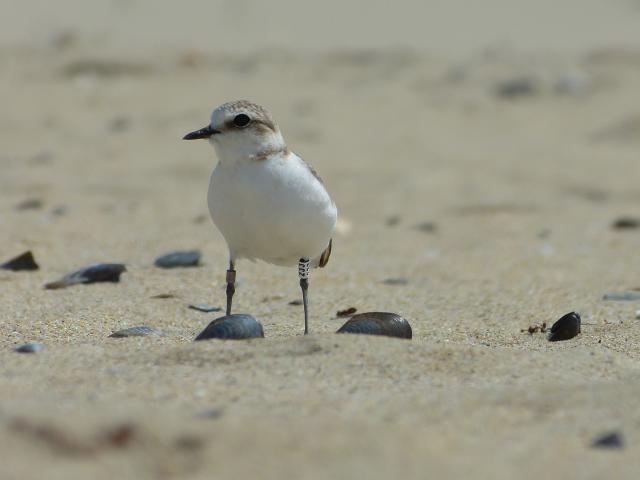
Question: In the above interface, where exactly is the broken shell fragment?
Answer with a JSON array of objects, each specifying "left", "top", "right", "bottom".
[
  {"left": 1, "top": 251, "right": 39, "bottom": 271},
  {"left": 188, "top": 304, "right": 222, "bottom": 313},
  {"left": 15, "top": 343, "right": 44, "bottom": 353},
  {"left": 591, "top": 431, "right": 625, "bottom": 449},
  {"left": 603, "top": 292, "right": 640, "bottom": 301},
  {"left": 109, "top": 326, "right": 162, "bottom": 338},
  {"left": 44, "top": 263, "right": 126, "bottom": 289}
]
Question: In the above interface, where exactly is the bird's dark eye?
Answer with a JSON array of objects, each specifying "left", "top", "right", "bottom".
[{"left": 233, "top": 113, "right": 251, "bottom": 128}]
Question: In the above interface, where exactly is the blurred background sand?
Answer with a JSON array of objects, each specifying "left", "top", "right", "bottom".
[{"left": 1, "top": 1, "right": 640, "bottom": 478}]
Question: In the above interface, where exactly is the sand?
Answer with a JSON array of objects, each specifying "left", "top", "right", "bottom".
[{"left": 1, "top": 1, "right": 640, "bottom": 478}]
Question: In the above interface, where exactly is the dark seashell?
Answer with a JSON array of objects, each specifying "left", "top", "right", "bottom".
[
  {"left": 109, "top": 326, "right": 162, "bottom": 338},
  {"left": 154, "top": 250, "right": 201, "bottom": 268},
  {"left": 602, "top": 292, "right": 640, "bottom": 302},
  {"left": 1, "top": 251, "right": 39, "bottom": 271},
  {"left": 150, "top": 293, "right": 176, "bottom": 299},
  {"left": 15, "top": 343, "right": 44, "bottom": 353},
  {"left": 15, "top": 198, "right": 43, "bottom": 210},
  {"left": 188, "top": 304, "right": 222, "bottom": 313},
  {"left": 591, "top": 431, "right": 624, "bottom": 449},
  {"left": 44, "top": 263, "right": 126, "bottom": 289},
  {"left": 194, "top": 314, "right": 264, "bottom": 341},
  {"left": 612, "top": 217, "right": 640, "bottom": 230},
  {"left": 495, "top": 76, "right": 538, "bottom": 98},
  {"left": 414, "top": 222, "right": 437, "bottom": 233},
  {"left": 336, "top": 307, "right": 357, "bottom": 318},
  {"left": 548, "top": 312, "right": 581, "bottom": 342},
  {"left": 337, "top": 312, "right": 412, "bottom": 339},
  {"left": 382, "top": 277, "right": 409, "bottom": 286}
]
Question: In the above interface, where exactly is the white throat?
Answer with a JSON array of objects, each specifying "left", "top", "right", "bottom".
[{"left": 210, "top": 129, "right": 287, "bottom": 164}]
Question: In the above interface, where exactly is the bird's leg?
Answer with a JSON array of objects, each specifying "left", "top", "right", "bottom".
[
  {"left": 226, "top": 260, "right": 236, "bottom": 316},
  {"left": 298, "top": 258, "right": 310, "bottom": 335}
]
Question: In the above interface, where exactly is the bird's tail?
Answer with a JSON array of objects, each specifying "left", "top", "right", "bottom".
[{"left": 317, "top": 238, "right": 332, "bottom": 268}]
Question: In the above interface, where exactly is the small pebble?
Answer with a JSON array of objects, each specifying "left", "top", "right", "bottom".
[
  {"left": 195, "top": 408, "right": 223, "bottom": 420},
  {"left": 1, "top": 251, "right": 39, "bottom": 271},
  {"left": 603, "top": 292, "right": 640, "bottom": 302},
  {"left": 521, "top": 322, "right": 547, "bottom": 334},
  {"left": 336, "top": 307, "right": 357, "bottom": 318},
  {"left": 495, "top": 76, "right": 539, "bottom": 99},
  {"left": 195, "top": 314, "right": 264, "bottom": 341},
  {"left": 154, "top": 250, "right": 201, "bottom": 269},
  {"left": 15, "top": 198, "right": 43, "bottom": 210},
  {"left": 382, "top": 277, "right": 409, "bottom": 286},
  {"left": 104, "top": 423, "right": 136, "bottom": 448},
  {"left": 288, "top": 299, "right": 303, "bottom": 306},
  {"left": 612, "top": 217, "right": 640, "bottom": 230},
  {"left": 150, "top": 293, "right": 176, "bottom": 299},
  {"left": 414, "top": 222, "right": 437, "bottom": 233},
  {"left": 108, "top": 116, "right": 131, "bottom": 133},
  {"left": 385, "top": 215, "right": 401, "bottom": 227},
  {"left": 262, "top": 295, "right": 284, "bottom": 302},
  {"left": 44, "top": 263, "right": 126, "bottom": 289},
  {"left": 337, "top": 312, "right": 412, "bottom": 339},
  {"left": 548, "top": 312, "right": 581, "bottom": 342},
  {"left": 636, "top": 310, "right": 640, "bottom": 320},
  {"left": 591, "top": 431, "right": 624, "bottom": 449},
  {"left": 50, "top": 205, "right": 68, "bottom": 216},
  {"left": 554, "top": 71, "right": 590, "bottom": 96},
  {"left": 192, "top": 214, "right": 208, "bottom": 224},
  {"left": 188, "top": 304, "right": 222, "bottom": 313},
  {"left": 15, "top": 343, "right": 44, "bottom": 354},
  {"left": 109, "top": 326, "right": 162, "bottom": 338}
]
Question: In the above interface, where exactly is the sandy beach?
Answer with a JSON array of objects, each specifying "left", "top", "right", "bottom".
[{"left": 1, "top": 1, "right": 640, "bottom": 478}]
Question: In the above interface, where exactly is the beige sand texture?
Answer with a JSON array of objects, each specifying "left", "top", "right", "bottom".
[{"left": 2, "top": 1, "right": 640, "bottom": 478}]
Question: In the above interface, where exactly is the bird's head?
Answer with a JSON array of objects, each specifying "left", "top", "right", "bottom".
[{"left": 184, "top": 100, "right": 286, "bottom": 162}]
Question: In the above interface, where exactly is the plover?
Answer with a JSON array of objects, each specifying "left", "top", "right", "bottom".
[{"left": 184, "top": 100, "right": 337, "bottom": 334}]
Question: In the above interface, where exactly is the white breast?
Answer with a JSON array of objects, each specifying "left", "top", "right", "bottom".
[{"left": 208, "top": 151, "right": 337, "bottom": 266}]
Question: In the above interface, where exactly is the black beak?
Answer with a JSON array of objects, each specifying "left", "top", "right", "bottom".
[{"left": 183, "top": 125, "right": 219, "bottom": 140}]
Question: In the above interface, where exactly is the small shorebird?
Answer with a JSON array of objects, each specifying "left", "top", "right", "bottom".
[{"left": 184, "top": 100, "right": 337, "bottom": 334}]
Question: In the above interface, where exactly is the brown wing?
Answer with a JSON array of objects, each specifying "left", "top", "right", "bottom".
[{"left": 318, "top": 238, "right": 332, "bottom": 268}]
